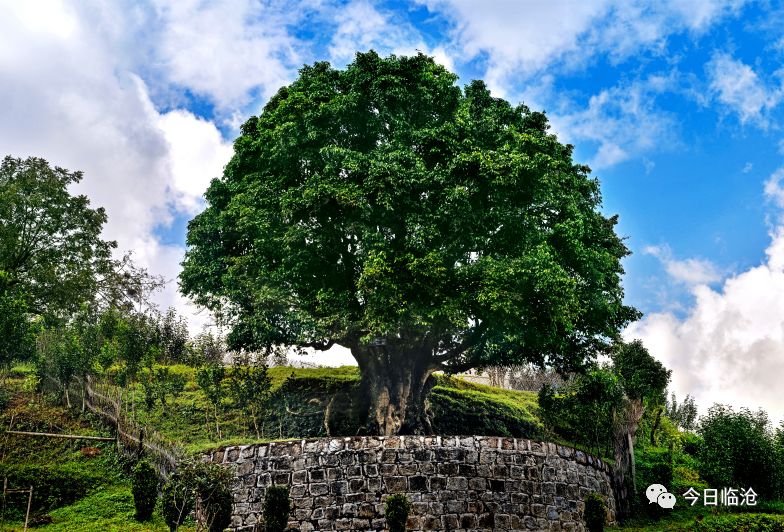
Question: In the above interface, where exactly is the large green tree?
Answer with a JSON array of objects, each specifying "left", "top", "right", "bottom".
[
  {"left": 181, "top": 52, "right": 640, "bottom": 435},
  {"left": 0, "top": 156, "right": 116, "bottom": 322}
]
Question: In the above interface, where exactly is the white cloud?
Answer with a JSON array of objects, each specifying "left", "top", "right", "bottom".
[
  {"left": 706, "top": 52, "right": 782, "bottom": 126},
  {"left": 764, "top": 167, "right": 784, "bottom": 209},
  {"left": 549, "top": 75, "right": 678, "bottom": 169},
  {"left": 148, "top": 0, "right": 300, "bottom": 112},
  {"left": 628, "top": 171, "right": 784, "bottom": 424},
  {"left": 644, "top": 245, "right": 723, "bottom": 286},
  {"left": 419, "top": 0, "right": 746, "bottom": 95},
  {"left": 157, "top": 109, "right": 234, "bottom": 213},
  {"left": 327, "top": 0, "right": 455, "bottom": 74},
  {"left": 0, "top": 0, "right": 232, "bottom": 333},
  {"left": 743, "top": 162, "right": 753, "bottom": 174}
]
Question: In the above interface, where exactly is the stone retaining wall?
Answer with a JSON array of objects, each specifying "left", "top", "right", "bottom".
[{"left": 207, "top": 436, "right": 615, "bottom": 531}]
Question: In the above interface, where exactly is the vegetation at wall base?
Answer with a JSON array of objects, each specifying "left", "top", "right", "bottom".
[
  {"left": 385, "top": 493, "right": 411, "bottom": 532},
  {"left": 584, "top": 492, "right": 606, "bottom": 532},
  {"left": 262, "top": 485, "right": 291, "bottom": 532}
]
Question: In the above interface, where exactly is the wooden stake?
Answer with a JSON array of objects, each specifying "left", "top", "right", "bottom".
[{"left": 23, "top": 486, "right": 32, "bottom": 532}]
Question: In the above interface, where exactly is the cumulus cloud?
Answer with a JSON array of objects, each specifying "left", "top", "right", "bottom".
[
  {"left": 706, "top": 52, "right": 782, "bottom": 126},
  {"left": 147, "top": 0, "right": 300, "bottom": 112},
  {"left": 0, "top": 0, "right": 232, "bottom": 333},
  {"left": 628, "top": 170, "right": 784, "bottom": 424},
  {"left": 644, "top": 245, "right": 723, "bottom": 286},
  {"left": 419, "top": 0, "right": 746, "bottom": 94},
  {"left": 327, "top": 0, "right": 455, "bottom": 73},
  {"left": 549, "top": 75, "right": 678, "bottom": 168}
]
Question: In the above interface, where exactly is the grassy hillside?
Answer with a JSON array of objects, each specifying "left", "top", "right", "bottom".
[
  {"left": 108, "top": 365, "right": 541, "bottom": 453},
  {"left": 6, "top": 364, "right": 784, "bottom": 531},
  {"left": 0, "top": 365, "right": 192, "bottom": 531}
]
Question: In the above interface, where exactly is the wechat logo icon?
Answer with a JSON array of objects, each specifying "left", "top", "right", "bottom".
[{"left": 646, "top": 484, "right": 676, "bottom": 509}]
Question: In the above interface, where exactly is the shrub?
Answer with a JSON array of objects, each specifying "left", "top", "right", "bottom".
[
  {"left": 162, "top": 472, "right": 195, "bottom": 532},
  {"left": 698, "top": 405, "right": 778, "bottom": 499},
  {"left": 0, "top": 463, "right": 99, "bottom": 514},
  {"left": 583, "top": 493, "right": 606, "bottom": 532},
  {"left": 164, "top": 459, "right": 232, "bottom": 531},
  {"left": 263, "top": 485, "right": 290, "bottom": 532},
  {"left": 385, "top": 494, "right": 411, "bottom": 532},
  {"left": 132, "top": 459, "right": 159, "bottom": 521}
]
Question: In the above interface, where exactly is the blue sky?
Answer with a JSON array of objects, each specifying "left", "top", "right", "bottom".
[{"left": 3, "top": 0, "right": 784, "bottom": 419}]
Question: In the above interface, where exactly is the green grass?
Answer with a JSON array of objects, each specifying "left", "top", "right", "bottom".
[
  {"left": 0, "top": 369, "right": 193, "bottom": 531},
  {"left": 105, "top": 365, "right": 542, "bottom": 453}
]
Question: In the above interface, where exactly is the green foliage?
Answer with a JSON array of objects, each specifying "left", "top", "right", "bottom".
[
  {"left": 229, "top": 362, "right": 272, "bottom": 438},
  {"left": 0, "top": 462, "right": 101, "bottom": 514},
  {"left": 180, "top": 51, "right": 638, "bottom": 394},
  {"left": 0, "top": 155, "right": 116, "bottom": 323},
  {"left": 698, "top": 405, "right": 778, "bottom": 499},
  {"left": 584, "top": 492, "right": 606, "bottom": 532},
  {"left": 162, "top": 471, "right": 196, "bottom": 531},
  {"left": 262, "top": 485, "right": 290, "bottom": 532},
  {"left": 429, "top": 381, "right": 540, "bottom": 437},
  {"left": 385, "top": 494, "right": 411, "bottom": 532},
  {"left": 131, "top": 459, "right": 159, "bottom": 521},
  {"left": 666, "top": 392, "right": 698, "bottom": 431},
  {"left": 613, "top": 340, "right": 671, "bottom": 404},
  {"left": 692, "top": 513, "right": 784, "bottom": 531},
  {"left": 167, "top": 460, "right": 232, "bottom": 532},
  {"left": 0, "top": 273, "right": 38, "bottom": 369},
  {"left": 142, "top": 367, "right": 187, "bottom": 412},
  {"left": 539, "top": 369, "right": 622, "bottom": 457}
]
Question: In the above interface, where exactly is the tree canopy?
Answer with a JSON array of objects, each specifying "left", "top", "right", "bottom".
[
  {"left": 0, "top": 156, "right": 116, "bottom": 322},
  {"left": 181, "top": 51, "right": 640, "bottom": 434}
]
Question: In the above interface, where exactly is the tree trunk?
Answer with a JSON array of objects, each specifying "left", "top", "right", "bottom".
[
  {"left": 650, "top": 406, "right": 662, "bottom": 446},
  {"left": 353, "top": 345, "right": 438, "bottom": 436},
  {"left": 613, "top": 398, "right": 645, "bottom": 521}
]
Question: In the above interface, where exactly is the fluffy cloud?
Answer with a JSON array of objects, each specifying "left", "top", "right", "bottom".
[
  {"left": 0, "top": 0, "right": 232, "bottom": 333},
  {"left": 549, "top": 75, "right": 678, "bottom": 168},
  {"left": 147, "top": 0, "right": 300, "bottom": 112},
  {"left": 627, "top": 169, "right": 784, "bottom": 424},
  {"left": 706, "top": 52, "right": 782, "bottom": 126},
  {"left": 419, "top": 0, "right": 746, "bottom": 94},
  {"left": 327, "top": 0, "right": 454, "bottom": 73},
  {"left": 644, "top": 245, "right": 723, "bottom": 286}
]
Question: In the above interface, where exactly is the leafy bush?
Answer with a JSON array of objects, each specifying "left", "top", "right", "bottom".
[
  {"left": 131, "top": 459, "right": 159, "bottom": 521},
  {"left": 538, "top": 369, "right": 623, "bottom": 457},
  {"left": 698, "top": 405, "right": 778, "bottom": 499},
  {"left": 162, "top": 471, "right": 195, "bottom": 532},
  {"left": 583, "top": 492, "right": 606, "bottom": 532},
  {"left": 0, "top": 463, "right": 100, "bottom": 514},
  {"left": 172, "top": 460, "right": 232, "bottom": 532},
  {"left": 385, "top": 494, "right": 411, "bottom": 532},
  {"left": 197, "top": 464, "right": 232, "bottom": 532},
  {"left": 263, "top": 485, "right": 290, "bottom": 532}
]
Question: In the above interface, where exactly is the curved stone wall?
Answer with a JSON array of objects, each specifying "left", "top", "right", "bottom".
[{"left": 207, "top": 435, "right": 615, "bottom": 531}]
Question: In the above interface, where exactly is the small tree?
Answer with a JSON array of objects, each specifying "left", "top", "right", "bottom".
[
  {"left": 611, "top": 340, "right": 670, "bottom": 519},
  {"left": 263, "top": 485, "right": 290, "bottom": 532},
  {"left": 385, "top": 494, "right": 411, "bottom": 532},
  {"left": 197, "top": 364, "right": 226, "bottom": 439},
  {"left": 164, "top": 460, "right": 233, "bottom": 532},
  {"left": 132, "top": 459, "right": 159, "bottom": 521},
  {"left": 229, "top": 362, "right": 272, "bottom": 438},
  {"left": 162, "top": 471, "right": 196, "bottom": 532},
  {"left": 666, "top": 392, "right": 698, "bottom": 431}
]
